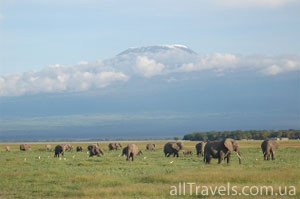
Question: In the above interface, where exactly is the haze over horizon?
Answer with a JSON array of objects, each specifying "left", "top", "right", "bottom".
[{"left": 0, "top": 0, "right": 299, "bottom": 140}]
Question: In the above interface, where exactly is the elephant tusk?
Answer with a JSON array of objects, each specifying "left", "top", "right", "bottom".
[{"left": 236, "top": 152, "right": 242, "bottom": 159}]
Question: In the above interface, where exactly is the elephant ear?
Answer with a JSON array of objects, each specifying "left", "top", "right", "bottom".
[
  {"left": 224, "top": 139, "right": 234, "bottom": 152},
  {"left": 153, "top": 144, "right": 156, "bottom": 148}
]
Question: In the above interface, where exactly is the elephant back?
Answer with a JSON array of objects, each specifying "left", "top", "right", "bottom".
[
  {"left": 261, "top": 140, "right": 279, "bottom": 151},
  {"left": 127, "top": 144, "right": 139, "bottom": 154}
]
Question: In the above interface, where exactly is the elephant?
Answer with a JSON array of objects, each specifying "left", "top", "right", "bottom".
[
  {"left": 146, "top": 143, "right": 156, "bottom": 151},
  {"left": 54, "top": 145, "right": 65, "bottom": 157},
  {"left": 183, "top": 150, "right": 193, "bottom": 156},
  {"left": 5, "top": 146, "right": 10, "bottom": 152},
  {"left": 76, "top": 146, "right": 83, "bottom": 152},
  {"left": 121, "top": 144, "right": 142, "bottom": 161},
  {"left": 45, "top": 144, "right": 52, "bottom": 151},
  {"left": 64, "top": 144, "right": 73, "bottom": 151},
  {"left": 195, "top": 142, "right": 206, "bottom": 157},
  {"left": 164, "top": 142, "right": 184, "bottom": 157},
  {"left": 117, "top": 143, "right": 123, "bottom": 149},
  {"left": 261, "top": 140, "right": 279, "bottom": 160},
  {"left": 204, "top": 138, "right": 242, "bottom": 164},
  {"left": 20, "top": 144, "right": 31, "bottom": 151},
  {"left": 88, "top": 144, "right": 104, "bottom": 157},
  {"left": 108, "top": 143, "right": 122, "bottom": 150}
]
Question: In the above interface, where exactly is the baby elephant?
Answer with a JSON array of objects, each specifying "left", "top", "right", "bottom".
[{"left": 183, "top": 150, "right": 193, "bottom": 156}]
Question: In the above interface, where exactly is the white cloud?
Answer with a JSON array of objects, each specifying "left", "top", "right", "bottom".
[
  {"left": 262, "top": 64, "right": 283, "bottom": 75},
  {"left": 135, "top": 56, "right": 165, "bottom": 77},
  {"left": 260, "top": 58, "right": 300, "bottom": 75},
  {"left": 0, "top": 62, "right": 129, "bottom": 97},
  {"left": 176, "top": 53, "right": 238, "bottom": 73},
  {"left": 212, "top": 0, "right": 297, "bottom": 7}
]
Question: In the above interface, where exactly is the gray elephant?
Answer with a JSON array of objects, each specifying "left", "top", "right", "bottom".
[
  {"left": 164, "top": 142, "right": 184, "bottom": 157},
  {"left": 204, "top": 138, "right": 242, "bottom": 164},
  {"left": 76, "top": 146, "right": 83, "bottom": 152},
  {"left": 261, "top": 140, "right": 279, "bottom": 160},
  {"left": 88, "top": 144, "right": 104, "bottom": 157},
  {"left": 121, "top": 144, "right": 142, "bottom": 161},
  {"left": 54, "top": 145, "right": 65, "bottom": 157},
  {"left": 183, "top": 150, "right": 193, "bottom": 156},
  {"left": 45, "top": 144, "right": 52, "bottom": 151},
  {"left": 195, "top": 142, "right": 206, "bottom": 157},
  {"left": 146, "top": 143, "right": 156, "bottom": 151},
  {"left": 20, "top": 144, "right": 31, "bottom": 151}
]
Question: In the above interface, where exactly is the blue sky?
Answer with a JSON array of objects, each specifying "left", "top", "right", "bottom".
[
  {"left": 1, "top": 0, "right": 300, "bottom": 74},
  {"left": 0, "top": 0, "right": 299, "bottom": 140}
]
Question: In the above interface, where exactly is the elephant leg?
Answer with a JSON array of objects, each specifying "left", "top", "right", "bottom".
[
  {"left": 271, "top": 151, "right": 275, "bottom": 160},
  {"left": 126, "top": 154, "right": 130, "bottom": 161},
  {"left": 205, "top": 154, "right": 210, "bottom": 164},
  {"left": 207, "top": 156, "right": 211, "bottom": 164},
  {"left": 132, "top": 154, "right": 134, "bottom": 161},
  {"left": 218, "top": 158, "right": 222, "bottom": 164},
  {"left": 218, "top": 151, "right": 224, "bottom": 164},
  {"left": 226, "top": 153, "right": 231, "bottom": 164},
  {"left": 267, "top": 153, "right": 270, "bottom": 160}
]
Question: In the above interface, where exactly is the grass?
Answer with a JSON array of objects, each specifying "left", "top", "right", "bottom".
[{"left": 0, "top": 140, "right": 299, "bottom": 199}]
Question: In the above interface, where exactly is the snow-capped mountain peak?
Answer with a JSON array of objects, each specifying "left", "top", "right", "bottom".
[{"left": 117, "top": 44, "right": 196, "bottom": 56}]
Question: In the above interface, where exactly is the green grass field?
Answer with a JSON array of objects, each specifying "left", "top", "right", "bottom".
[{"left": 0, "top": 140, "right": 299, "bottom": 199}]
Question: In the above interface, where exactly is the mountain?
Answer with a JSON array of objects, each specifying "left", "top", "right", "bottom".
[
  {"left": 117, "top": 44, "right": 196, "bottom": 56},
  {"left": 0, "top": 44, "right": 299, "bottom": 141}
]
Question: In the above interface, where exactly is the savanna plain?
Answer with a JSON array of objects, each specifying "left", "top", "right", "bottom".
[{"left": 0, "top": 140, "right": 299, "bottom": 199}]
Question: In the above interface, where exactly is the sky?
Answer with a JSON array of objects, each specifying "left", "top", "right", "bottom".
[
  {"left": 1, "top": 0, "right": 300, "bottom": 74},
  {"left": 0, "top": 0, "right": 299, "bottom": 140}
]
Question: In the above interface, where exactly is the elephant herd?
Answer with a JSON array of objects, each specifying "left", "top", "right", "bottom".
[
  {"left": 195, "top": 139, "right": 279, "bottom": 164},
  {"left": 3, "top": 139, "right": 279, "bottom": 163}
]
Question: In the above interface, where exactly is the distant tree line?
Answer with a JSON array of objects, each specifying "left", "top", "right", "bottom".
[{"left": 183, "top": 129, "right": 300, "bottom": 141}]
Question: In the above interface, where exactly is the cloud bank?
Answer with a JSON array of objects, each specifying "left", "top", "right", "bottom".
[
  {"left": 0, "top": 45, "right": 299, "bottom": 97},
  {"left": 0, "top": 62, "right": 129, "bottom": 96}
]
